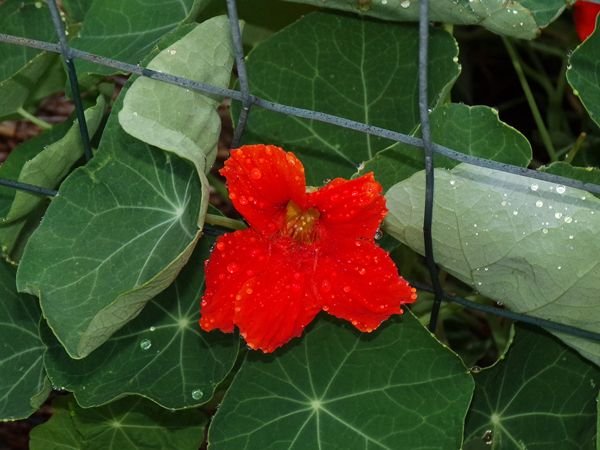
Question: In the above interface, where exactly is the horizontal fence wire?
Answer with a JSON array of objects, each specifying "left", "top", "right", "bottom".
[{"left": 0, "top": 1, "right": 599, "bottom": 344}]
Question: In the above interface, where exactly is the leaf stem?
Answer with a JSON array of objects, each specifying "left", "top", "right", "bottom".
[
  {"left": 17, "top": 107, "right": 52, "bottom": 130},
  {"left": 502, "top": 37, "right": 558, "bottom": 162},
  {"left": 204, "top": 214, "right": 246, "bottom": 231}
]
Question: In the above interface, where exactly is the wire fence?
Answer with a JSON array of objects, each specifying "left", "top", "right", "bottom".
[{"left": 0, "top": 0, "right": 599, "bottom": 343}]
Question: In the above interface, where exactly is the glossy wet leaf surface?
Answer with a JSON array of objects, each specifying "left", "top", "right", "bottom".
[
  {"left": 284, "top": 0, "right": 565, "bottom": 39},
  {"left": 362, "top": 104, "right": 531, "bottom": 191},
  {"left": 464, "top": 325, "right": 598, "bottom": 450},
  {"left": 385, "top": 163, "right": 600, "bottom": 364},
  {"left": 119, "top": 16, "right": 236, "bottom": 177},
  {"left": 208, "top": 313, "right": 473, "bottom": 450},
  {"left": 43, "top": 237, "right": 239, "bottom": 409},
  {"left": 235, "top": 11, "right": 459, "bottom": 185},
  {"left": 16, "top": 92, "right": 204, "bottom": 359}
]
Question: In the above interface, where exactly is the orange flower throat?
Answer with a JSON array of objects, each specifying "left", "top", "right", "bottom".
[{"left": 284, "top": 201, "right": 320, "bottom": 244}]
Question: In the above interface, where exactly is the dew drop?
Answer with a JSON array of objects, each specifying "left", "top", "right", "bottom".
[
  {"left": 512, "top": 210, "right": 518, "bottom": 216},
  {"left": 343, "top": 286, "right": 351, "bottom": 293},
  {"left": 569, "top": 235, "right": 574, "bottom": 240},
  {"left": 149, "top": 326, "right": 156, "bottom": 332},
  {"left": 554, "top": 212, "right": 563, "bottom": 219},
  {"left": 564, "top": 216, "right": 573, "bottom": 224},
  {"left": 140, "top": 339, "right": 152, "bottom": 351},
  {"left": 482, "top": 430, "right": 493, "bottom": 445},
  {"left": 358, "top": 267, "right": 366, "bottom": 275},
  {"left": 449, "top": 180, "right": 456, "bottom": 186},
  {"left": 556, "top": 185, "right": 566, "bottom": 194},
  {"left": 321, "top": 280, "right": 332, "bottom": 293},
  {"left": 169, "top": 48, "right": 177, "bottom": 55},
  {"left": 542, "top": 228, "right": 548, "bottom": 234},
  {"left": 557, "top": 266, "right": 562, "bottom": 270},
  {"left": 530, "top": 183, "right": 539, "bottom": 191},
  {"left": 34, "top": 1, "right": 42, "bottom": 7},
  {"left": 374, "top": 229, "right": 383, "bottom": 240},
  {"left": 400, "top": 0, "right": 410, "bottom": 7},
  {"left": 226, "top": 263, "right": 239, "bottom": 274},
  {"left": 535, "top": 200, "right": 543, "bottom": 208},
  {"left": 501, "top": 200, "right": 507, "bottom": 206},
  {"left": 250, "top": 168, "right": 262, "bottom": 180},
  {"left": 470, "top": 365, "right": 482, "bottom": 374},
  {"left": 323, "top": 305, "right": 330, "bottom": 311},
  {"left": 191, "top": 389, "right": 203, "bottom": 400}
]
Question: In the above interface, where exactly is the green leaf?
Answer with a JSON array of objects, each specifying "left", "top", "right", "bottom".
[
  {"left": 30, "top": 395, "right": 206, "bottom": 450},
  {"left": 16, "top": 91, "right": 205, "bottom": 359},
  {"left": 284, "top": 0, "right": 566, "bottom": 39},
  {"left": 70, "top": 0, "right": 207, "bottom": 77},
  {"left": 0, "top": 1, "right": 62, "bottom": 119},
  {"left": 208, "top": 313, "right": 474, "bottom": 449},
  {"left": 235, "top": 12, "right": 460, "bottom": 185},
  {"left": 119, "top": 16, "right": 237, "bottom": 177},
  {"left": 464, "top": 325, "right": 599, "bottom": 450},
  {"left": 541, "top": 162, "right": 600, "bottom": 199},
  {"left": 62, "top": 0, "right": 94, "bottom": 24},
  {"left": 567, "top": 16, "right": 600, "bottom": 128},
  {"left": 385, "top": 164, "right": 600, "bottom": 365},
  {"left": 362, "top": 104, "right": 532, "bottom": 191},
  {"left": 0, "top": 260, "right": 50, "bottom": 421},
  {"left": 42, "top": 236, "right": 239, "bottom": 409},
  {"left": 4, "top": 96, "right": 106, "bottom": 226}
]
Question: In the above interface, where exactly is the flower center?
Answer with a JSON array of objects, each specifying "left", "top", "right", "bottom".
[{"left": 284, "top": 201, "right": 320, "bottom": 244}]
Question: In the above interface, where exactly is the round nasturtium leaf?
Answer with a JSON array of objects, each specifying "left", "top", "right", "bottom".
[
  {"left": 464, "top": 325, "right": 599, "bottom": 450},
  {"left": 235, "top": 11, "right": 460, "bottom": 185},
  {"left": 42, "top": 237, "right": 239, "bottom": 410},
  {"left": 208, "top": 313, "right": 474, "bottom": 449},
  {"left": 0, "top": 260, "right": 50, "bottom": 421},
  {"left": 385, "top": 164, "right": 600, "bottom": 365}
]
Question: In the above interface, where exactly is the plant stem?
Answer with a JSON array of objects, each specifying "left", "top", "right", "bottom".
[
  {"left": 207, "top": 173, "right": 229, "bottom": 201},
  {"left": 17, "top": 107, "right": 52, "bottom": 130},
  {"left": 565, "top": 132, "right": 587, "bottom": 164},
  {"left": 204, "top": 213, "right": 246, "bottom": 231},
  {"left": 502, "top": 37, "right": 558, "bottom": 162}
]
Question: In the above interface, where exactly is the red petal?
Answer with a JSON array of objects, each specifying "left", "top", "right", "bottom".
[
  {"left": 199, "top": 229, "right": 269, "bottom": 333},
  {"left": 234, "top": 242, "right": 321, "bottom": 353},
  {"left": 313, "top": 240, "right": 416, "bottom": 332},
  {"left": 309, "top": 172, "right": 386, "bottom": 242},
  {"left": 574, "top": 1, "right": 600, "bottom": 41},
  {"left": 220, "top": 145, "right": 307, "bottom": 234}
]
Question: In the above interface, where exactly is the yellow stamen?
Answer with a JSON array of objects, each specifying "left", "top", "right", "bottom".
[{"left": 284, "top": 201, "right": 320, "bottom": 244}]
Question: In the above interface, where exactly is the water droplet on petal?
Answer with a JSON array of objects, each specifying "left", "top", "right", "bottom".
[
  {"left": 250, "top": 168, "right": 262, "bottom": 180},
  {"left": 227, "top": 263, "right": 239, "bottom": 273},
  {"left": 140, "top": 339, "right": 152, "bottom": 350},
  {"left": 343, "top": 286, "right": 351, "bottom": 293}
]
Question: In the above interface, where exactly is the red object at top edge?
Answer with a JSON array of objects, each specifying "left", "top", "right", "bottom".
[{"left": 574, "top": 0, "right": 600, "bottom": 41}]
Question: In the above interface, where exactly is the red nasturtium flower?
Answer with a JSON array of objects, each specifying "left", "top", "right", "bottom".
[
  {"left": 573, "top": 0, "right": 600, "bottom": 41},
  {"left": 199, "top": 145, "right": 416, "bottom": 353}
]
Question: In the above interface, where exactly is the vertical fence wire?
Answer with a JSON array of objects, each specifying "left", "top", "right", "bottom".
[
  {"left": 226, "top": 0, "right": 253, "bottom": 148},
  {"left": 417, "top": 0, "right": 445, "bottom": 333},
  {"left": 46, "top": 0, "right": 93, "bottom": 162}
]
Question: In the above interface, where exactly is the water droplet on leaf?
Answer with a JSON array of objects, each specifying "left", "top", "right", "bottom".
[
  {"left": 140, "top": 339, "right": 152, "bottom": 351},
  {"left": 191, "top": 389, "right": 203, "bottom": 400}
]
